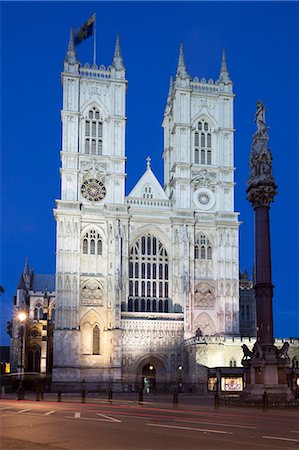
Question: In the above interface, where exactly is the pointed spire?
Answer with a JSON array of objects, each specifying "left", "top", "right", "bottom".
[
  {"left": 65, "top": 28, "right": 77, "bottom": 64},
  {"left": 176, "top": 43, "right": 190, "bottom": 80},
  {"left": 23, "top": 257, "right": 29, "bottom": 275},
  {"left": 112, "top": 33, "right": 125, "bottom": 70},
  {"left": 218, "top": 48, "right": 231, "bottom": 83},
  {"left": 17, "top": 274, "right": 26, "bottom": 290}
]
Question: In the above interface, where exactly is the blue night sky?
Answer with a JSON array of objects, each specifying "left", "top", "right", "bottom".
[{"left": 1, "top": 1, "right": 298, "bottom": 344}]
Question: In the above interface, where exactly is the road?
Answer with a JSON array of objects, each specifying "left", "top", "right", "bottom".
[{"left": 0, "top": 395, "right": 298, "bottom": 449}]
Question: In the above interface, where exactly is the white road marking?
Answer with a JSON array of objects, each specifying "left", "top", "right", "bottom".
[
  {"left": 291, "top": 430, "right": 299, "bottom": 434},
  {"left": 96, "top": 413, "right": 121, "bottom": 423},
  {"left": 174, "top": 419, "right": 256, "bottom": 430},
  {"left": 64, "top": 415, "right": 121, "bottom": 423},
  {"left": 74, "top": 412, "right": 81, "bottom": 418},
  {"left": 147, "top": 423, "right": 232, "bottom": 435},
  {"left": 17, "top": 409, "right": 31, "bottom": 414},
  {"left": 44, "top": 410, "right": 55, "bottom": 416},
  {"left": 0, "top": 408, "right": 8, "bottom": 411},
  {"left": 263, "top": 436, "right": 299, "bottom": 443}
]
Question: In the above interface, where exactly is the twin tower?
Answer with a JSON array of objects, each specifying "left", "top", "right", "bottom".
[{"left": 53, "top": 31, "right": 239, "bottom": 389}]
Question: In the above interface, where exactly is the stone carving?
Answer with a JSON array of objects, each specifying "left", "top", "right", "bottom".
[
  {"left": 255, "top": 100, "right": 267, "bottom": 135},
  {"left": 121, "top": 320, "right": 184, "bottom": 354},
  {"left": 193, "top": 170, "right": 217, "bottom": 190},
  {"left": 247, "top": 101, "right": 277, "bottom": 207},
  {"left": 194, "top": 282, "right": 215, "bottom": 307},
  {"left": 276, "top": 342, "right": 290, "bottom": 361},
  {"left": 252, "top": 342, "right": 263, "bottom": 360},
  {"left": 80, "top": 279, "right": 103, "bottom": 306},
  {"left": 241, "top": 344, "right": 253, "bottom": 360},
  {"left": 194, "top": 312, "right": 216, "bottom": 336},
  {"left": 80, "top": 159, "right": 107, "bottom": 180}
]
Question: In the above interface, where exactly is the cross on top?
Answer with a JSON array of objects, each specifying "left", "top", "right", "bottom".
[{"left": 146, "top": 156, "right": 151, "bottom": 169}]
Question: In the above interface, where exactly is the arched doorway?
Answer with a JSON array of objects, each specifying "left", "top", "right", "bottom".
[{"left": 142, "top": 364, "right": 156, "bottom": 392}]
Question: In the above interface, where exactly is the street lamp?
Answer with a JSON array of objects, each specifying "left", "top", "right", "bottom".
[
  {"left": 178, "top": 365, "right": 183, "bottom": 392},
  {"left": 18, "top": 311, "right": 27, "bottom": 381}
]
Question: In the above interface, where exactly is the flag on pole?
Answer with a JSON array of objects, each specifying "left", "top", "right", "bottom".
[{"left": 74, "top": 15, "right": 95, "bottom": 46}]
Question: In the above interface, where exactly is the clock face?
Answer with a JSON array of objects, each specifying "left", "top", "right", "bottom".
[{"left": 81, "top": 179, "right": 106, "bottom": 202}]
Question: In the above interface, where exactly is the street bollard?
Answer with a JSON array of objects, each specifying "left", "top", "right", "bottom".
[
  {"left": 57, "top": 390, "right": 62, "bottom": 402},
  {"left": 173, "top": 390, "right": 178, "bottom": 407},
  {"left": 108, "top": 388, "right": 113, "bottom": 403},
  {"left": 138, "top": 388, "right": 143, "bottom": 404},
  {"left": 17, "top": 383, "right": 25, "bottom": 401},
  {"left": 81, "top": 389, "right": 86, "bottom": 403},
  {"left": 262, "top": 391, "right": 268, "bottom": 411},
  {"left": 36, "top": 387, "right": 40, "bottom": 401},
  {"left": 0, "top": 386, "right": 3, "bottom": 398},
  {"left": 214, "top": 391, "right": 220, "bottom": 410},
  {"left": 40, "top": 387, "right": 44, "bottom": 400}
]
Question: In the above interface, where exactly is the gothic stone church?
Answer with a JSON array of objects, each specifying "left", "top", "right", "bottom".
[{"left": 11, "top": 32, "right": 245, "bottom": 391}]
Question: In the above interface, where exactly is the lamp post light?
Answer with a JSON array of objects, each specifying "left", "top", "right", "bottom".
[
  {"left": 178, "top": 365, "right": 183, "bottom": 393},
  {"left": 18, "top": 312, "right": 27, "bottom": 381}
]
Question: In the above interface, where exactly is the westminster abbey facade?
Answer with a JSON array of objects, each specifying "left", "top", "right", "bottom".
[{"left": 11, "top": 31, "right": 259, "bottom": 391}]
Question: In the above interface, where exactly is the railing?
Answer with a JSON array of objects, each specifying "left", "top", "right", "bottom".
[
  {"left": 80, "top": 65, "right": 111, "bottom": 80},
  {"left": 126, "top": 198, "right": 172, "bottom": 208}
]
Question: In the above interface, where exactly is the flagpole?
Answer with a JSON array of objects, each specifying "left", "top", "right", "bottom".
[{"left": 93, "top": 13, "right": 96, "bottom": 66}]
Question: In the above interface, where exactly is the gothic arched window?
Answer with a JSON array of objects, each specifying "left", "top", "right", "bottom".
[
  {"left": 34, "top": 304, "right": 43, "bottom": 321},
  {"left": 128, "top": 234, "right": 169, "bottom": 313},
  {"left": 84, "top": 107, "right": 103, "bottom": 155},
  {"left": 195, "top": 234, "right": 212, "bottom": 260},
  {"left": 28, "top": 345, "right": 41, "bottom": 372},
  {"left": 92, "top": 325, "right": 100, "bottom": 355},
  {"left": 82, "top": 230, "right": 103, "bottom": 255},
  {"left": 194, "top": 120, "right": 212, "bottom": 165}
]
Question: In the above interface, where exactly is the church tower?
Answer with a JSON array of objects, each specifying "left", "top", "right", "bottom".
[
  {"left": 52, "top": 30, "right": 127, "bottom": 385},
  {"left": 163, "top": 46, "right": 240, "bottom": 337}
]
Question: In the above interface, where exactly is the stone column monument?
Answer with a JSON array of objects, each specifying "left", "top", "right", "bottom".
[{"left": 242, "top": 101, "right": 292, "bottom": 401}]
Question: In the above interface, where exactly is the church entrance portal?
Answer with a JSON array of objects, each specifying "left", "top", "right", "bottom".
[{"left": 142, "top": 364, "right": 156, "bottom": 392}]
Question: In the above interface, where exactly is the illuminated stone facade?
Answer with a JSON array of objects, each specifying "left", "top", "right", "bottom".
[{"left": 49, "top": 33, "right": 241, "bottom": 389}]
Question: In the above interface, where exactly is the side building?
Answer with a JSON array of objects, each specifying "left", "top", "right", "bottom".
[
  {"left": 239, "top": 269, "right": 256, "bottom": 337},
  {"left": 9, "top": 261, "right": 55, "bottom": 377}
]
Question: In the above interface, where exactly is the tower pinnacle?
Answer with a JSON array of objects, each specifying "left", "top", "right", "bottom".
[
  {"left": 167, "top": 76, "right": 174, "bottom": 104},
  {"left": 112, "top": 33, "right": 125, "bottom": 70},
  {"left": 65, "top": 28, "right": 78, "bottom": 65},
  {"left": 176, "top": 43, "right": 190, "bottom": 80},
  {"left": 23, "top": 257, "right": 29, "bottom": 275},
  {"left": 218, "top": 48, "right": 231, "bottom": 83}
]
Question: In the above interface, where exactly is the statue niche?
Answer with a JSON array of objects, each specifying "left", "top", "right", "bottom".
[{"left": 194, "top": 282, "right": 215, "bottom": 308}]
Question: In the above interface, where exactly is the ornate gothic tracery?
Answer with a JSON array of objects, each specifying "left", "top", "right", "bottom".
[
  {"left": 127, "top": 234, "right": 169, "bottom": 312},
  {"left": 84, "top": 107, "right": 103, "bottom": 155},
  {"left": 194, "top": 120, "right": 212, "bottom": 165}
]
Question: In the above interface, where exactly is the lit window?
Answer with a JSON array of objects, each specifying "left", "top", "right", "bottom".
[
  {"left": 34, "top": 304, "right": 43, "bottom": 321},
  {"left": 92, "top": 325, "right": 100, "bottom": 355},
  {"left": 128, "top": 234, "right": 169, "bottom": 312}
]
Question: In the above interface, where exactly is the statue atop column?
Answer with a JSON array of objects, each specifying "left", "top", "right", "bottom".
[
  {"left": 247, "top": 101, "right": 277, "bottom": 208},
  {"left": 242, "top": 101, "right": 292, "bottom": 402}
]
